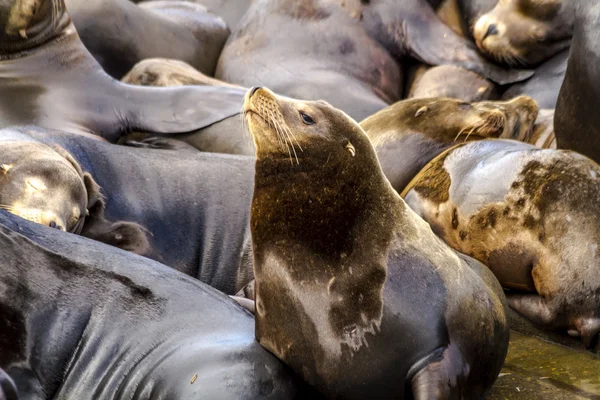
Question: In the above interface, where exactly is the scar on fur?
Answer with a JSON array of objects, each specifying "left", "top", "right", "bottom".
[{"left": 6, "top": 0, "right": 43, "bottom": 39}]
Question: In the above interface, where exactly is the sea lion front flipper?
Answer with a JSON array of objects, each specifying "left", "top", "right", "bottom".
[
  {"left": 230, "top": 296, "right": 256, "bottom": 314},
  {"left": 119, "top": 84, "right": 246, "bottom": 136},
  {"left": 363, "top": 0, "right": 533, "bottom": 85},
  {"left": 0, "top": 368, "right": 18, "bottom": 400}
]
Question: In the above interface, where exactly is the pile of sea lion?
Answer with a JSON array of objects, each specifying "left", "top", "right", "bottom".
[{"left": 0, "top": 0, "right": 597, "bottom": 399}]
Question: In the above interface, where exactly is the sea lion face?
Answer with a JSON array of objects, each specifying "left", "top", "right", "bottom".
[
  {"left": 0, "top": 142, "right": 87, "bottom": 232},
  {"left": 474, "top": 0, "right": 573, "bottom": 67},
  {"left": 244, "top": 86, "right": 373, "bottom": 166}
]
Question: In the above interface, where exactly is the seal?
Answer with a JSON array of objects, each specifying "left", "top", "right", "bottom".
[
  {"left": 402, "top": 139, "right": 600, "bottom": 350},
  {"left": 408, "top": 65, "right": 497, "bottom": 102},
  {"left": 121, "top": 58, "right": 242, "bottom": 88},
  {"left": 244, "top": 87, "right": 509, "bottom": 398},
  {"left": 217, "top": 0, "right": 532, "bottom": 121},
  {"left": 0, "top": 209, "right": 302, "bottom": 399},
  {"left": 0, "top": 131, "right": 150, "bottom": 254},
  {"left": 0, "top": 0, "right": 246, "bottom": 142},
  {"left": 501, "top": 49, "right": 568, "bottom": 109},
  {"left": 473, "top": 0, "right": 573, "bottom": 67},
  {"left": 360, "top": 96, "right": 539, "bottom": 192},
  {"left": 555, "top": 0, "right": 600, "bottom": 163},
  {"left": 0, "top": 369, "right": 18, "bottom": 400},
  {"left": 65, "top": 0, "right": 230, "bottom": 79},
  {"left": 2, "top": 126, "right": 255, "bottom": 296}
]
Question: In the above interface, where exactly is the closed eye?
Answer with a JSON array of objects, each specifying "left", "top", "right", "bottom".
[{"left": 300, "top": 111, "right": 315, "bottom": 125}]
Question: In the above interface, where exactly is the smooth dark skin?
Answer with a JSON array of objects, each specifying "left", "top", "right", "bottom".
[
  {"left": 360, "top": 96, "right": 539, "bottom": 192},
  {"left": 0, "top": 210, "right": 301, "bottom": 400},
  {"left": 0, "top": 0, "right": 245, "bottom": 142},
  {"left": 217, "top": 0, "right": 532, "bottom": 122},
  {"left": 246, "top": 88, "right": 509, "bottom": 399},
  {"left": 4, "top": 127, "right": 255, "bottom": 295},
  {"left": 65, "top": 0, "right": 230, "bottom": 79},
  {"left": 555, "top": 0, "right": 600, "bottom": 164},
  {"left": 501, "top": 49, "right": 568, "bottom": 109},
  {"left": 0, "top": 368, "right": 18, "bottom": 400}
]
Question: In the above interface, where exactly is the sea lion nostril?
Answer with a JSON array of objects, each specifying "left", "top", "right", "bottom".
[
  {"left": 483, "top": 24, "right": 499, "bottom": 40},
  {"left": 49, "top": 221, "right": 57, "bottom": 229},
  {"left": 250, "top": 86, "right": 262, "bottom": 98}
]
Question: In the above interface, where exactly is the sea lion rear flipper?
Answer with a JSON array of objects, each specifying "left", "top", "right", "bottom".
[
  {"left": 119, "top": 85, "right": 246, "bottom": 135},
  {"left": 0, "top": 368, "right": 18, "bottom": 400},
  {"left": 363, "top": 1, "right": 533, "bottom": 85}
]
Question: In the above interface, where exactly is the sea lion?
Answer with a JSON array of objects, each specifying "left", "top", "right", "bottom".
[
  {"left": 361, "top": 96, "right": 539, "bottom": 193},
  {"left": 0, "top": 210, "right": 302, "bottom": 399},
  {"left": 245, "top": 87, "right": 509, "bottom": 398},
  {"left": 473, "top": 0, "right": 573, "bottom": 67},
  {"left": 408, "top": 65, "right": 497, "bottom": 102},
  {"left": 0, "top": 0, "right": 245, "bottom": 142},
  {"left": 122, "top": 58, "right": 242, "bottom": 88},
  {"left": 456, "top": 0, "right": 497, "bottom": 35},
  {"left": 217, "top": 0, "right": 532, "bottom": 122},
  {"left": 555, "top": 0, "right": 600, "bottom": 164},
  {"left": 0, "top": 131, "right": 150, "bottom": 254},
  {"left": 401, "top": 139, "right": 600, "bottom": 350},
  {"left": 1, "top": 126, "right": 255, "bottom": 295},
  {"left": 0, "top": 369, "right": 17, "bottom": 400},
  {"left": 501, "top": 49, "right": 568, "bottom": 109},
  {"left": 65, "top": 0, "right": 230, "bottom": 79}
]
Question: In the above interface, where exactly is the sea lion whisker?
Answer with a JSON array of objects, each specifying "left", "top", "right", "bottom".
[
  {"left": 282, "top": 117, "right": 303, "bottom": 152},
  {"left": 275, "top": 113, "right": 299, "bottom": 165},
  {"left": 454, "top": 126, "right": 468, "bottom": 142},
  {"left": 268, "top": 109, "right": 293, "bottom": 161}
]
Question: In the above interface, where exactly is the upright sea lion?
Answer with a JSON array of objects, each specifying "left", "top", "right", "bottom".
[
  {"left": 473, "top": 0, "right": 573, "bottom": 67},
  {"left": 245, "top": 87, "right": 509, "bottom": 398},
  {"left": 555, "top": 0, "right": 600, "bottom": 164},
  {"left": 0, "top": 0, "right": 245, "bottom": 142},
  {"left": 0, "top": 210, "right": 302, "bottom": 399},
  {"left": 1, "top": 126, "right": 255, "bottom": 295},
  {"left": 65, "top": 0, "right": 230, "bottom": 79},
  {"left": 361, "top": 96, "right": 539, "bottom": 192},
  {"left": 0, "top": 131, "right": 150, "bottom": 254},
  {"left": 217, "top": 0, "right": 532, "bottom": 122},
  {"left": 501, "top": 49, "right": 568, "bottom": 109},
  {"left": 402, "top": 140, "right": 600, "bottom": 350}
]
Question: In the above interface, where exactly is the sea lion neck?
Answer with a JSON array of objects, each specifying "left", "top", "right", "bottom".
[{"left": 0, "top": 0, "right": 71, "bottom": 56}]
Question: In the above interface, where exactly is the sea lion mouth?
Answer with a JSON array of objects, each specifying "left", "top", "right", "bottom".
[{"left": 243, "top": 87, "right": 303, "bottom": 163}]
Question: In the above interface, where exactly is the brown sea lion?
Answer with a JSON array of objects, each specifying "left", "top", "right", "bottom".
[
  {"left": 0, "top": 132, "right": 150, "bottom": 255},
  {"left": 0, "top": 0, "right": 246, "bottom": 142},
  {"left": 217, "top": 0, "right": 532, "bottom": 122},
  {"left": 473, "top": 0, "right": 573, "bottom": 67},
  {"left": 402, "top": 139, "right": 600, "bottom": 350},
  {"left": 245, "top": 87, "right": 509, "bottom": 398},
  {"left": 361, "top": 96, "right": 539, "bottom": 192}
]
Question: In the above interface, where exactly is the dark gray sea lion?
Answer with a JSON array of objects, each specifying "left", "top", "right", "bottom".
[
  {"left": 555, "top": 0, "right": 600, "bottom": 163},
  {"left": 361, "top": 96, "right": 539, "bottom": 192},
  {"left": 0, "top": 0, "right": 245, "bottom": 142},
  {"left": 1, "top": 126, "right": 254, "bottom": 295},
  {"left": 245, "top": 87, "right": 509, "bottom": 398},
  {"left": 0, "top": 209, "right": 302, "bottom": 399},
  {"left": 401, "top": 139, "right": 600, "bottom": 350},
  {"left": 217, "top": 0, "right": 532, "bottom": 122},
  {"left": 0, "top": 131, "right": 150, "bottom": 254},
  {"left": 473, "top": 0, "right": 573, "bottom": 67},
  {"left": 65, "top": 0, "right": 230, "bottom": 79},
  {"left": 501, "top": 49, "right": 568, "bottom": 108}
]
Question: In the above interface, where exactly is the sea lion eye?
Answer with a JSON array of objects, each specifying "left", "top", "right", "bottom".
[{"left": 300, "top": 112, "right": 315, "bottom": 125}]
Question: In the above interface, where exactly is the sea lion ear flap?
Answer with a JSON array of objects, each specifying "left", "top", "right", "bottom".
[{"left": 80, "top": 173, "right": 151, "bottom": 256}]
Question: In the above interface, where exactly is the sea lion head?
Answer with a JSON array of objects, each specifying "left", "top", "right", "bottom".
[
  {"left": 362, "top": 95, "right": 539, "bottom": 145},
  {"left": 0, "top": 141, "right": 88, "bottom": 233},
  {"left": 0, "top": 139, "right": 150, "bottom": 254},
  {"left": 473, "top": 0, "right": 573, "bottom": 67},
  {"left": 244, "top": 86, "right": 379, "bottom": 172},
  {"left": 0, "top": 0, "right": 70, "bottom": 53}
]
